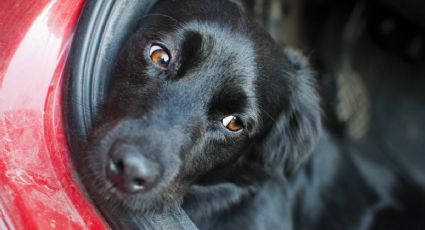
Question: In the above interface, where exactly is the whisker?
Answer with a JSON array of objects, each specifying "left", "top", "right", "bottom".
[{"left": 256, "top": 103, "right": 277, "bottom": 125}]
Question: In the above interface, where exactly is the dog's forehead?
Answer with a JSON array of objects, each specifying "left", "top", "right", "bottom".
[
  {"left": 161, "top": 21, "right": 257, "bottom": 84},
  {"left": 189, "top": 22, "right": 258, "bottom": 122},
  {"left": 165, "top": 21, "right": 256, "bottom": 77}
]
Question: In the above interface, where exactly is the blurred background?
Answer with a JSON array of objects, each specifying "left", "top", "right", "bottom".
[{"left": 244, "top": 0, "right": 425, "bottom": 184}]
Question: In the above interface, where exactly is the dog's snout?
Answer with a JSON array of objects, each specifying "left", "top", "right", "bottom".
[{"left": 106, "top": 142, "right": 161, "bottom": 193}]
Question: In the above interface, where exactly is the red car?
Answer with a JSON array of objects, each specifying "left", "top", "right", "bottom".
[{"left": 0, "top": 0, "right": 117, "bottom": 228}]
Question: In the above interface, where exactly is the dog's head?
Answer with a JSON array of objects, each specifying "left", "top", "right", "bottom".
[{"left": 83, "top": 0, "right": 321, "bottom": 213}]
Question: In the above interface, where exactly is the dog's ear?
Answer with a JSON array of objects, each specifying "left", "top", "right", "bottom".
[{"left": 259, "top": 48, "right": 322, "bottom": 175}]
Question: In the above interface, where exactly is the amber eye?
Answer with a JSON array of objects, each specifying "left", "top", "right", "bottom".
[
  {"left": 149, "top": 45, "right": 171, "bottom": 68},
  {"left": 222, "top": 115, "right": 244, "bottom": 132}
]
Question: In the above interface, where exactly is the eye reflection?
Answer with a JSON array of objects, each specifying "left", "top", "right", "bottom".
[
  {"left": 222, "top": 115, "right": 243, "bottom": 132},
  {"left": 149, "top": 44, "right": 171, "bottom": 68}
]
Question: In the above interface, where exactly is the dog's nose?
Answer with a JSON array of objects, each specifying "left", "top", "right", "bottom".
[{"left": 106, "top": 142, "right": 160, "bottom": 193}]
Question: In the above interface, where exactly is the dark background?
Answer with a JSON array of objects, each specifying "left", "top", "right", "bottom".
[{"left": 244, "top": 0, "right": 425, "bottom": 185}]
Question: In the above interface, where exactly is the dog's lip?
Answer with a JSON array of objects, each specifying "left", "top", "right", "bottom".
[
  {"left": 187, "top": 183, "right": 217, "bottom": 194},
  {"left": 105, "top": 178, "right": 161, "bottom": 196},
  {"left": 189, "top": 179, "right": 233, "bottom": 190}
]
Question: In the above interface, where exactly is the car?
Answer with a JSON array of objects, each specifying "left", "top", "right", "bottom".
[{"left": 0, "top": 0, "right": 107, "bottom": 228}]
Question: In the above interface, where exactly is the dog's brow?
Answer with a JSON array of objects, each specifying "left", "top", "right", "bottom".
[
  {"left": 175, "top": 31, "right": 205, "bottom": 79},
  {"left": 208, "top": 84, "right": 248, "bottom": 116}
]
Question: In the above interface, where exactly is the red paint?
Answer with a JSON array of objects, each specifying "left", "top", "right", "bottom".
[{"left": 0, "top": 0, "right": 108, "bottom": 229}]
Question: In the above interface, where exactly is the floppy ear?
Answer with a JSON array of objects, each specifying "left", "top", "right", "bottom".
[{"left": 260, "top": 48, "right": 322, "bottom": 175}]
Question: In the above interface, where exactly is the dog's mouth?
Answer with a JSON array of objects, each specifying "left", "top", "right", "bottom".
[
  {"left": 97, "top": 157, "right": 237, "bottom": 213},
  {"left": 95, "top": 173, "right": 186, "bottom": 213}
]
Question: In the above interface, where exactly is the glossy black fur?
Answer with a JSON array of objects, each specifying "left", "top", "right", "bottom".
[{"left": 81, "top": 0, "right": 425, "bottom": 229}]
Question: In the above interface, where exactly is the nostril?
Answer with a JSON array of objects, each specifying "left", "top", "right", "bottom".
[
  {"left": 131, "top": 178, "right": 147, "bottom": 190},
  {"left": 115, "top": 160, "right": 124, "bottom": 172},
  {"left": 108, "top": 159, "right": 124, "bottom": 175},
  {"left": 106, "top": 142, "right": 161, "bottom": 193},
  {"left": 106, "top": 157, "right": 151, "bottom": 193}
]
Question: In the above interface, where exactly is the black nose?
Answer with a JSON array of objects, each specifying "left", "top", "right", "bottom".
[{"left": 106, "top": 142, "right": 160, "bottom": 193}]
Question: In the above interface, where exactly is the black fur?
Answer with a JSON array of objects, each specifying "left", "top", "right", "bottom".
[{"left": 80, "top": 0, "right": 425, "bottom": 229}]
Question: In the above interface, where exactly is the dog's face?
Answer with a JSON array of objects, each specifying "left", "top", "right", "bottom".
[{"left": 83, "top": 0, "right": 321, "bottom": 213}]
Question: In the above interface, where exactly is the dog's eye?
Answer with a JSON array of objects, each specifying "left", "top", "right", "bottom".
[
  {"left": 222, "top": 115, "right": 243, "bottom": 132},
  {"left": 149, "top": 44, "right": 171, "bottom": 68}
]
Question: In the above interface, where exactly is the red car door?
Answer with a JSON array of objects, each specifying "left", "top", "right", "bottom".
[{"left": 0, "top": 0, "right": 107, "bottom": 229}]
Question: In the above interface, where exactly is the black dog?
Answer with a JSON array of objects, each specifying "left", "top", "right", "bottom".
[{"left": 80, "top": 0, "right": 425, "bottom": 229}]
